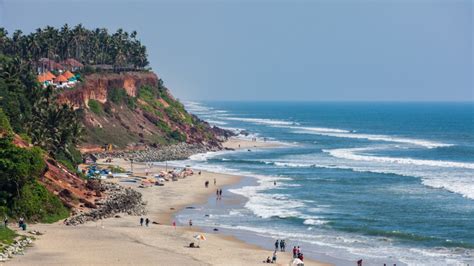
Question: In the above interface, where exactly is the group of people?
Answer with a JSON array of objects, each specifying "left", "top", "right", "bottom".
[
  {"left": 2, "top": 216, "right": 26, "bottom": 230},
  {"left": 264, "top": 240, "right": 305, "bottom": 264},
  {"left": 216, "top": 189, "right": 223, "bottom": 200},
  {"left": 264, "top": 239, "right": 290, "bottom": 264},
  {"left": 292, "top": 245, "right": 304, "bottom": 261},
  {"left": 139, "top": 217, "right": 150, "bottom": 227}
]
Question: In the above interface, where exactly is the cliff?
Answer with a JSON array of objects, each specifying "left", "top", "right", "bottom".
[
  {"left": 58, "top": 72, "right": 158, "bottom": 109},
  {"left": 58, "top": 72, "right": 231, "bottom": 151}
]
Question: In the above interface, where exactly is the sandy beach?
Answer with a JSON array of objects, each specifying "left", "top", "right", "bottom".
[{"left": 8, "top": 138, "right": 329, "bottom": 266}]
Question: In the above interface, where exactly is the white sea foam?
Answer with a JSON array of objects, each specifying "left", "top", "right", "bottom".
[
  {"left": 325, "top": 148, "right": 474, "bottom": 170},
  {"left": 303, "top": 218, "right": 328, "bottom": 225},
  {"left": 229, "top": 174, "right": 306, "bottom": 219},
  {"left": 223, "top": 117, "right": 299, "bottom": 126},
  {"left": 311, "top": 147, "right": 474, "bottom": 199},
  {"left": 293, "top": 130, "right": 452, "bottom": 149},
  {"left": 195, "top": 219, "right": 473, "bottom": 265},
  {"left": 290, "top": 126, "right": 350, "bottom": 133}
]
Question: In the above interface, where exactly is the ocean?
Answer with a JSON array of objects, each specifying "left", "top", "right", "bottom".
[{"left": 172, "top": 101, "right": 474, "bottom": 265}]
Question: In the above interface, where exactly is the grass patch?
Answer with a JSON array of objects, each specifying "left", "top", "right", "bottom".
[
  {"left": 88, "top": 100, "right": 103, "bottom": 115},
  {"left": 0, "top": 227, "right": 17, "bottom": 248}
]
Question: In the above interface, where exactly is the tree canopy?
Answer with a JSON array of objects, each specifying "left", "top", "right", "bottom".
[{"left": 0, "top": 24, "right": 149, "bottom": 68}]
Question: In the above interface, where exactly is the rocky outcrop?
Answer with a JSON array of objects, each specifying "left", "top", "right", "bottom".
[
  {"left": 94, "top": 142, "right": 223, "bottom": 162},
  {"left": 0, "top": 237, "right": 33, "bottom": 262},
  {"left": 58, "top": 72, "right": 158, "bottom": 109},
  {"left": 64, "top": 183, "right": 146, "bottom": 226}
]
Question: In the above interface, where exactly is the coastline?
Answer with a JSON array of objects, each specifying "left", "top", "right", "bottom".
[{"left": 9, "top": 138, "right": 330, "bottom": 266}]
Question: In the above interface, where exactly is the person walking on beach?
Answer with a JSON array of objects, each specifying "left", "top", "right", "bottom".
[
  {"left": 145, "top": 218, "right": 149, "bottom": 227},
  {"left": 219, "top": 189, "right": 223, "bottom": 199},
  {"left": 172, "top": 221, "right": 176, "bottom": 229},
  {"left": 216, "top": 189, "right": 220, "bottom": 200},
  {"left": 274, "top": 240, "right": 279, "bottom": 251},
  {"left": 205, "top": 181, "right": 209, "bottom": 188},
  {"left": 292, "top": 246, "right": 298, "bottom": 258},
  {"left": 280, "top": 239, "right": 285, "bottom": 251},
  {"left": 140, "top": 217, "right": 144, "bottom": 226},
  {"left": 214, "top": 178, "right": 216, "bottom": 186},
  {"left": 189, "top": 219, "right": 193, "bottom": 227}
]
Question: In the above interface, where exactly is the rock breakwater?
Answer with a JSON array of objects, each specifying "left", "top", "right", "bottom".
[{"left": 65, "top": 183, "right": 146, "bottom": 226}]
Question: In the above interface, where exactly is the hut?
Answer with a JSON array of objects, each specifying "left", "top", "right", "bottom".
[{"left": 54, "top": 74, "right": 68, "bottom": 86}]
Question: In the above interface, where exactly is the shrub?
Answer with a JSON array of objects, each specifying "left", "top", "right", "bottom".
[
  {"left": 88, "top": 100, "right": 103, "bottom": 115},
  {"left": 169, "top": 129, "right": 187, "bottom": 142},
  {"left": 108, "top": 88, "right": 128, "bottom": 103},
  {"left": 12, "top": 181, "right": 69, "bottom": 223},
  {"left": 0, "top": 108, "right": 12, "bottom": 135}
]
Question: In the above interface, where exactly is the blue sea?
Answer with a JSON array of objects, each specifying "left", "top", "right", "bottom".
[{"left": 173, "top": 102, "right": 474, "bottom": 265}]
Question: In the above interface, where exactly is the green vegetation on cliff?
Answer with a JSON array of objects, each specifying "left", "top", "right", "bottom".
[
  {"left": 0, "top": 52, "right": 79, "bottom": 222},
  {"left": 0, "top": 134, "right": 68, "bottom": 222}
]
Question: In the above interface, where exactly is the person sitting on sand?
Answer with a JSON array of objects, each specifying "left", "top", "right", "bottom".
[
  {"left": 264, "top": 256, "right": 271, "bottom": 263},
  {"left": 298, "top": 253, "right": 304, "bottom": 261},
  {"left": 272, "top": 251, "right": 277, "bottom": 263}
]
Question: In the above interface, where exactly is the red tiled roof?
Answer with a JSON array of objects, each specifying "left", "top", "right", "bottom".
[
  {"left": 54, "top": 74, "right": 68, "bottom": 83},
  {"left": 63, "top": 70, "right": 75, "bottom": 79}
]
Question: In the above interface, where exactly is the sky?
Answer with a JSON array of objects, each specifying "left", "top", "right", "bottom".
[{"left": 0, "top": 0, "right": 472, "bottom": 101}]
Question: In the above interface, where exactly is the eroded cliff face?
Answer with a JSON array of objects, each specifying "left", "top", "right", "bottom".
[
  {"left": 58, "top": 71, "right": 231, "bottom": 150},
  {"left": 58, "top": 72, "right": 158, "bottom": 108}
]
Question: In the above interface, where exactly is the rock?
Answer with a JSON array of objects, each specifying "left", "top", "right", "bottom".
[{"left": 65, "top": 183, "right": 146, "bottom": 226}]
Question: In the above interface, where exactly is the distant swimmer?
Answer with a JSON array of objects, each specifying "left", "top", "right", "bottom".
[{"left": 274, "top": 181, "right": 276, "bottom": 186}]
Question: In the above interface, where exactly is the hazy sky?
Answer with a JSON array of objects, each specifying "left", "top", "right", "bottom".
[{"left": 1, "top": 0, "right": 472, "bottom": 101}]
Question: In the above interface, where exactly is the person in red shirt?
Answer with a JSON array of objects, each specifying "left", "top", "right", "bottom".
[
  {"left": 292, "top": 246, "right": 298, "bottom": 258},
  {"left": 298, "top": 253, "right": 304, "bottom": 261}
]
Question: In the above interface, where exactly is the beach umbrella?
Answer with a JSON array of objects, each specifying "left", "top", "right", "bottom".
[{"left": 193, "top": 234, "right": 206, "bottom": 246}]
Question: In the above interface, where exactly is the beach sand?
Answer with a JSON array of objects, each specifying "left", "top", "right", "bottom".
[{"left": 9, "top": 139, "right": 329, "bottom": 266}]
